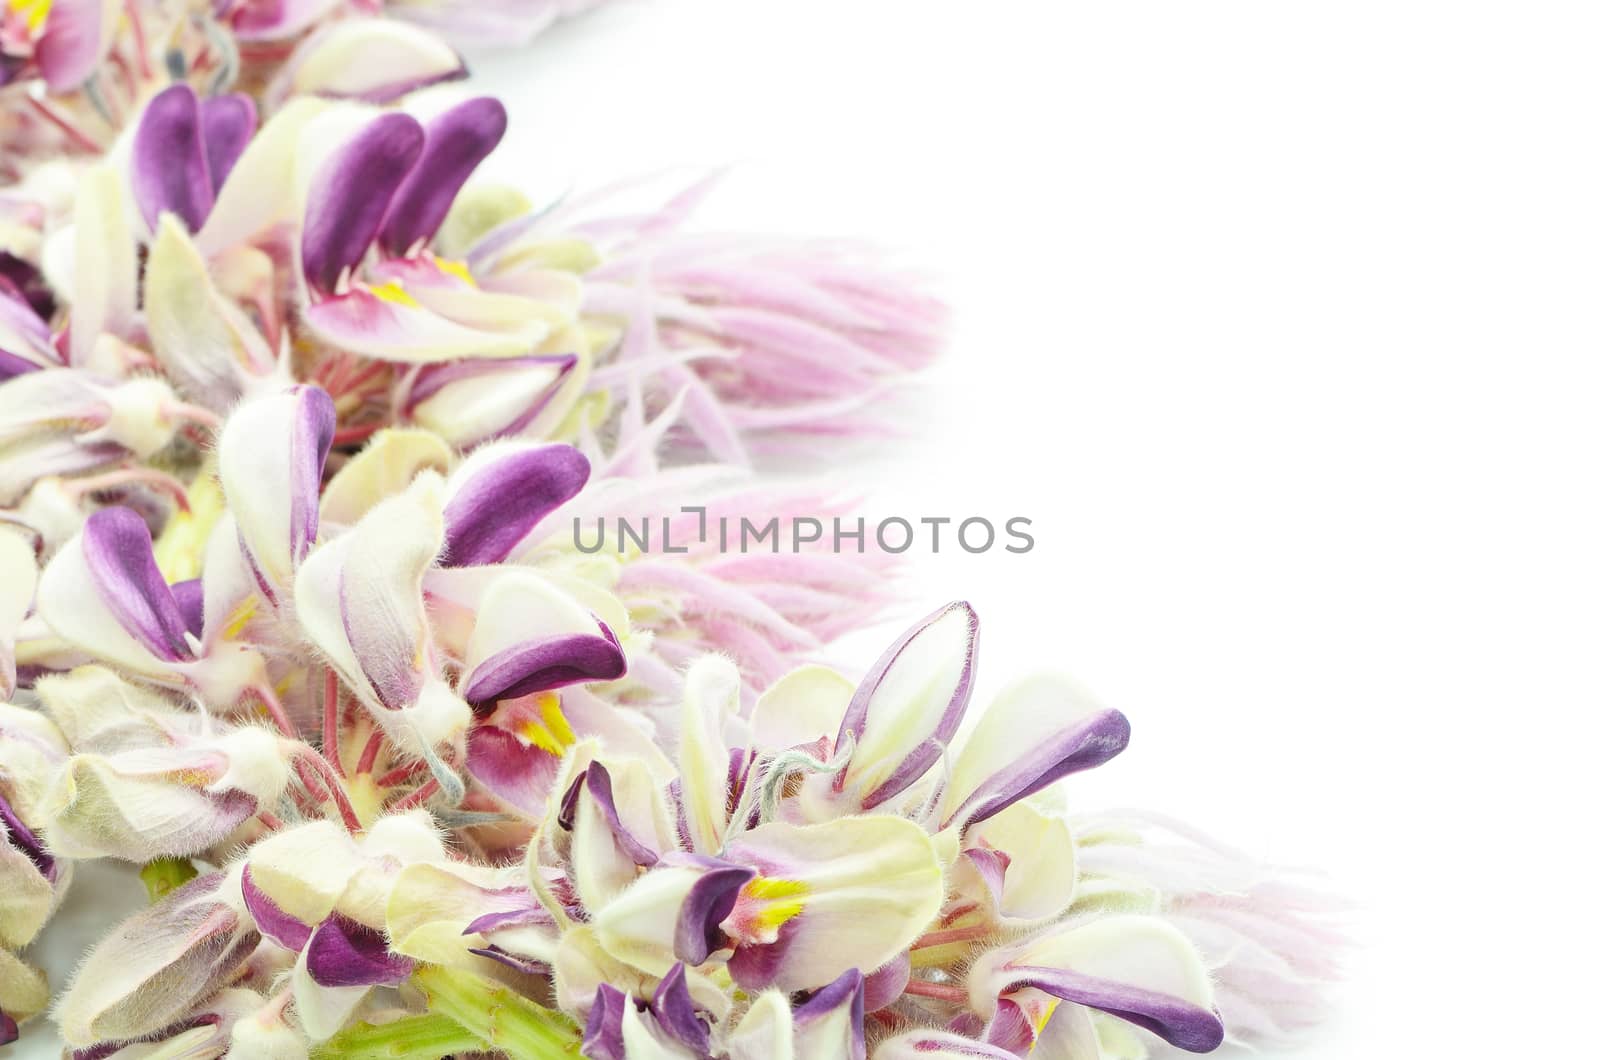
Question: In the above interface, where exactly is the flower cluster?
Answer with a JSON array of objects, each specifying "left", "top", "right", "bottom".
[{"left": 0, "top": 1, "right": 1339, "bottom": 1056}]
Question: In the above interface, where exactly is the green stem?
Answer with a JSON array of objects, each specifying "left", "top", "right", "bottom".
[
  {"left": 413, "top": 964, "right": 581, "bottom": 1057},
  {"left": 139, "top": 857, "right": 198, "bottom": 902},
  {"left": 310, "top": 1012, "right": 481, "bottom": 1060}
]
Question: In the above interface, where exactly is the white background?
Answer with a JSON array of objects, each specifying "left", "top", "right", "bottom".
[
  {"left": 22, "top": 2, "right": 1600, "bottom": 1055},
  {"left": 477, "top": 1, "right": 1596, "bottom": 1056}
]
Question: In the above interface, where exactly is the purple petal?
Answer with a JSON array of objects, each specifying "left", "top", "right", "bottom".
[
  {"left": 578, "top": 762, "right": 660, "bottom": 867},
  {"left": 378, "top": 97, "right": 507, "bottom": 256},
  {"left": 0, "top": 253, "right": 54, "bottom": 321},
  {"left": 170, "top": 578, "right": 205, "bottom": 639},
  {"left": 983, "top": 998, "right": 1035, "bottom": 1054},
  {"left": 795, "top": 968, "right": 866, "bottom": 1060},
  {"left": 131, "top": 85, "right": 214, "bottom": 234},
  {"left": 963, "top": 847, "right": 1010, "bottom": 905},
  {"left": 301, "top": 113, "right": 424, "bottom": 294},
  {"left": 406, "top": 353, "right": 579, "bottom": 444},
  {"left": 836, "top": 601, "right": 979, "bottom": 810},
  {"left": 462, "top": 625, "right": 627, "bottom": 705},
  {"left": 673, "top": 863, "right": 755, "bottom": 965},
  {"left": 199, "top": 94, "right": 258, "bottom": 191},
  {"left": 289, "top": 386, "right": 337, "bottom": 565},
  {"left": 467, "top": 944, "right": 548, "bottom": 977},
  {"left": 240, "top": 865, "right": 312, "bottom": 951},
  {"left": 461, "top": 887, "right": 547, "bottom": 936},
  {"left": 945, "top": 709, "right": 1131, "bottom": 829},
  {"left": 582, "top": 983, "right": 626, "bottom": 1060},
  {"left": 1007, "top": 967, "right": 1225, "bottom": 1053},
  {"left": 82, "top": 508, "right": 196, "bottom": 663},
  {"left": 862, "top": 954, "right": 910, "bottom": 1013},
  {"left": 465, "top": 726, "right": 560, "bottom": 815},
  {"left": 304, "top": 914, "right": 414, "bottom": 987},
  {"left": 0, "top": 790, "right": 55, "bottom": 883},
  {"left": 648, "top": 963, "right": 711, "bottom": 1054},
  {"left": 441, "top": 444, "right": 590, "bottom": 567},
  {"left": 0, "top": 1009, "right": 15, "bottom": 1046}
]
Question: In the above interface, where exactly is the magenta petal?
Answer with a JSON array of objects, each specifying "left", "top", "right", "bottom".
[
  {"left": 378, "top": 97, "right": 507, "bottom": 256},
  {"left": 795, "top": 968, "right": 866, "bottom": 1060},
  {"left": 465, "top": 726, "right": 560, "bottom": 815},
  {"left": 300, "top": 113, "right": 424, "bottom": 294},
  {"left": 673, "top": 862, "right": 754, "bottom": 965},
  {"left": 304, "top": 915, "right": 414, "bottom": 988},
  {"left": 441, "top": 444, "right": 590, "bottom": 567},
  {"left": 35, "top": 0, "right": 109, "bottom": 91},
  {"left": 462, "top": 625, "right": 627, "bottom": 706},
  {"left": 862, "top": 954, "right": 910, "bottom": 1013},
  {"left": 288, "top": 386, "right": 337, "bottom": 565},
  {"left": 82, "top": 508, "right": 196, "bottom": 663},
  {"left": 131, "top": 85, "right": 214, "bottom": 234},
  {"left": 1007, "top": 967, "right": 1226, "bottom": 1053},
  {"left": 199, "top": 94, "right": 258, "bottom": 191},
  {"left": 240, "top": 866, "right": 312, "bottom": 951},
  {"left": 947, "top": 709, "right": 1131, "bottom": 829}
]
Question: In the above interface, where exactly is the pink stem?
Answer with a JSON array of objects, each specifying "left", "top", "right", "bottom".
[
  {"left": 902, "top": 979, "right": 967, "bottom": 1004},
  {"left": 322, "top": 670, "right": 345, "bottom": 777}
]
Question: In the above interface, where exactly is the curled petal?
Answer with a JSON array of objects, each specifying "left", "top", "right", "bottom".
[
  {"left": 461, "top": 568, "right": 625, "bottom": 705},
  {"left": 38, "top": 508, "right": 195, "bottom": 677},
  {"left": 405, "top": 352, "right": 581, "bottom": 449},
  {"left": 380, "top": 97, "right": 507, "bottom": 256},
  {"left": 305, "top": 914, "right": 415, "bottom": 987},
  {"left": 968, "top": 916, "right": 1225, "bottom": 1053},
  {"left": 300, "top": 111, "right": 425, "bottom": 295},
  {"left": 441, "top": 442, "right": 591, "bottom": 567},
  {"left": 940, "top": 674, "right": 1130, "bottom": 829}
]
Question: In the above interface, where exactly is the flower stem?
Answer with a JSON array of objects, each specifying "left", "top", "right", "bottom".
[
  {"left": 323, "top": 670, "right": 345, "bottom": 778},
  {"left": 310, "top": 1011, "right": 480, "bottom": 1060},
  {"left": 903, "top": 978, "right": 967, "bottom": 1003},
  {"left": 412, "top": 964, "right": 580, "bottom": 1057}
]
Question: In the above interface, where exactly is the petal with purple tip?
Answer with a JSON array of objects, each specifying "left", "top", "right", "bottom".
[
  {"left": 793, "top": 968, "right": 866, "bottom": 1060},
  {"left": 940, "top": 675, "right": 1130, "bottom": 830},
  {"left": 131, "top": 85, "right": 215, "bottom": 234},
  {"left": 240, "top": 866, "right": 312, "bottom": 952},
  {"left": 650, "top": 963, "right": 712, "bottom": 1054},
  {"left": 833, "top": 601, "right": 978, "bottom": 810},
  {"left": 38, "top": 509, "right": 196, "bottom": 674},
  {"left": 300, "top": 112, "right": 424, "bottom": 294},
  {"left": 969, "top": 916, "right": 1224, "bottom": 1054},
  {"left": 461, "top": 569, "right": 626, "bottom": 705},
  {"left": 304, "top": 915, "right": 414, "bottom": 988},
  {"left": 673, "top": 864, "right": 756, "bottom": 966},
  {"left": 217, "top": 386, "right": 336, "bottom": 593},
  {"left": 380, "top": 97, "right": 507, "bottom": 256},
  {"left": 441, "top": 443, "right": 590, "bottom": 567}
]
